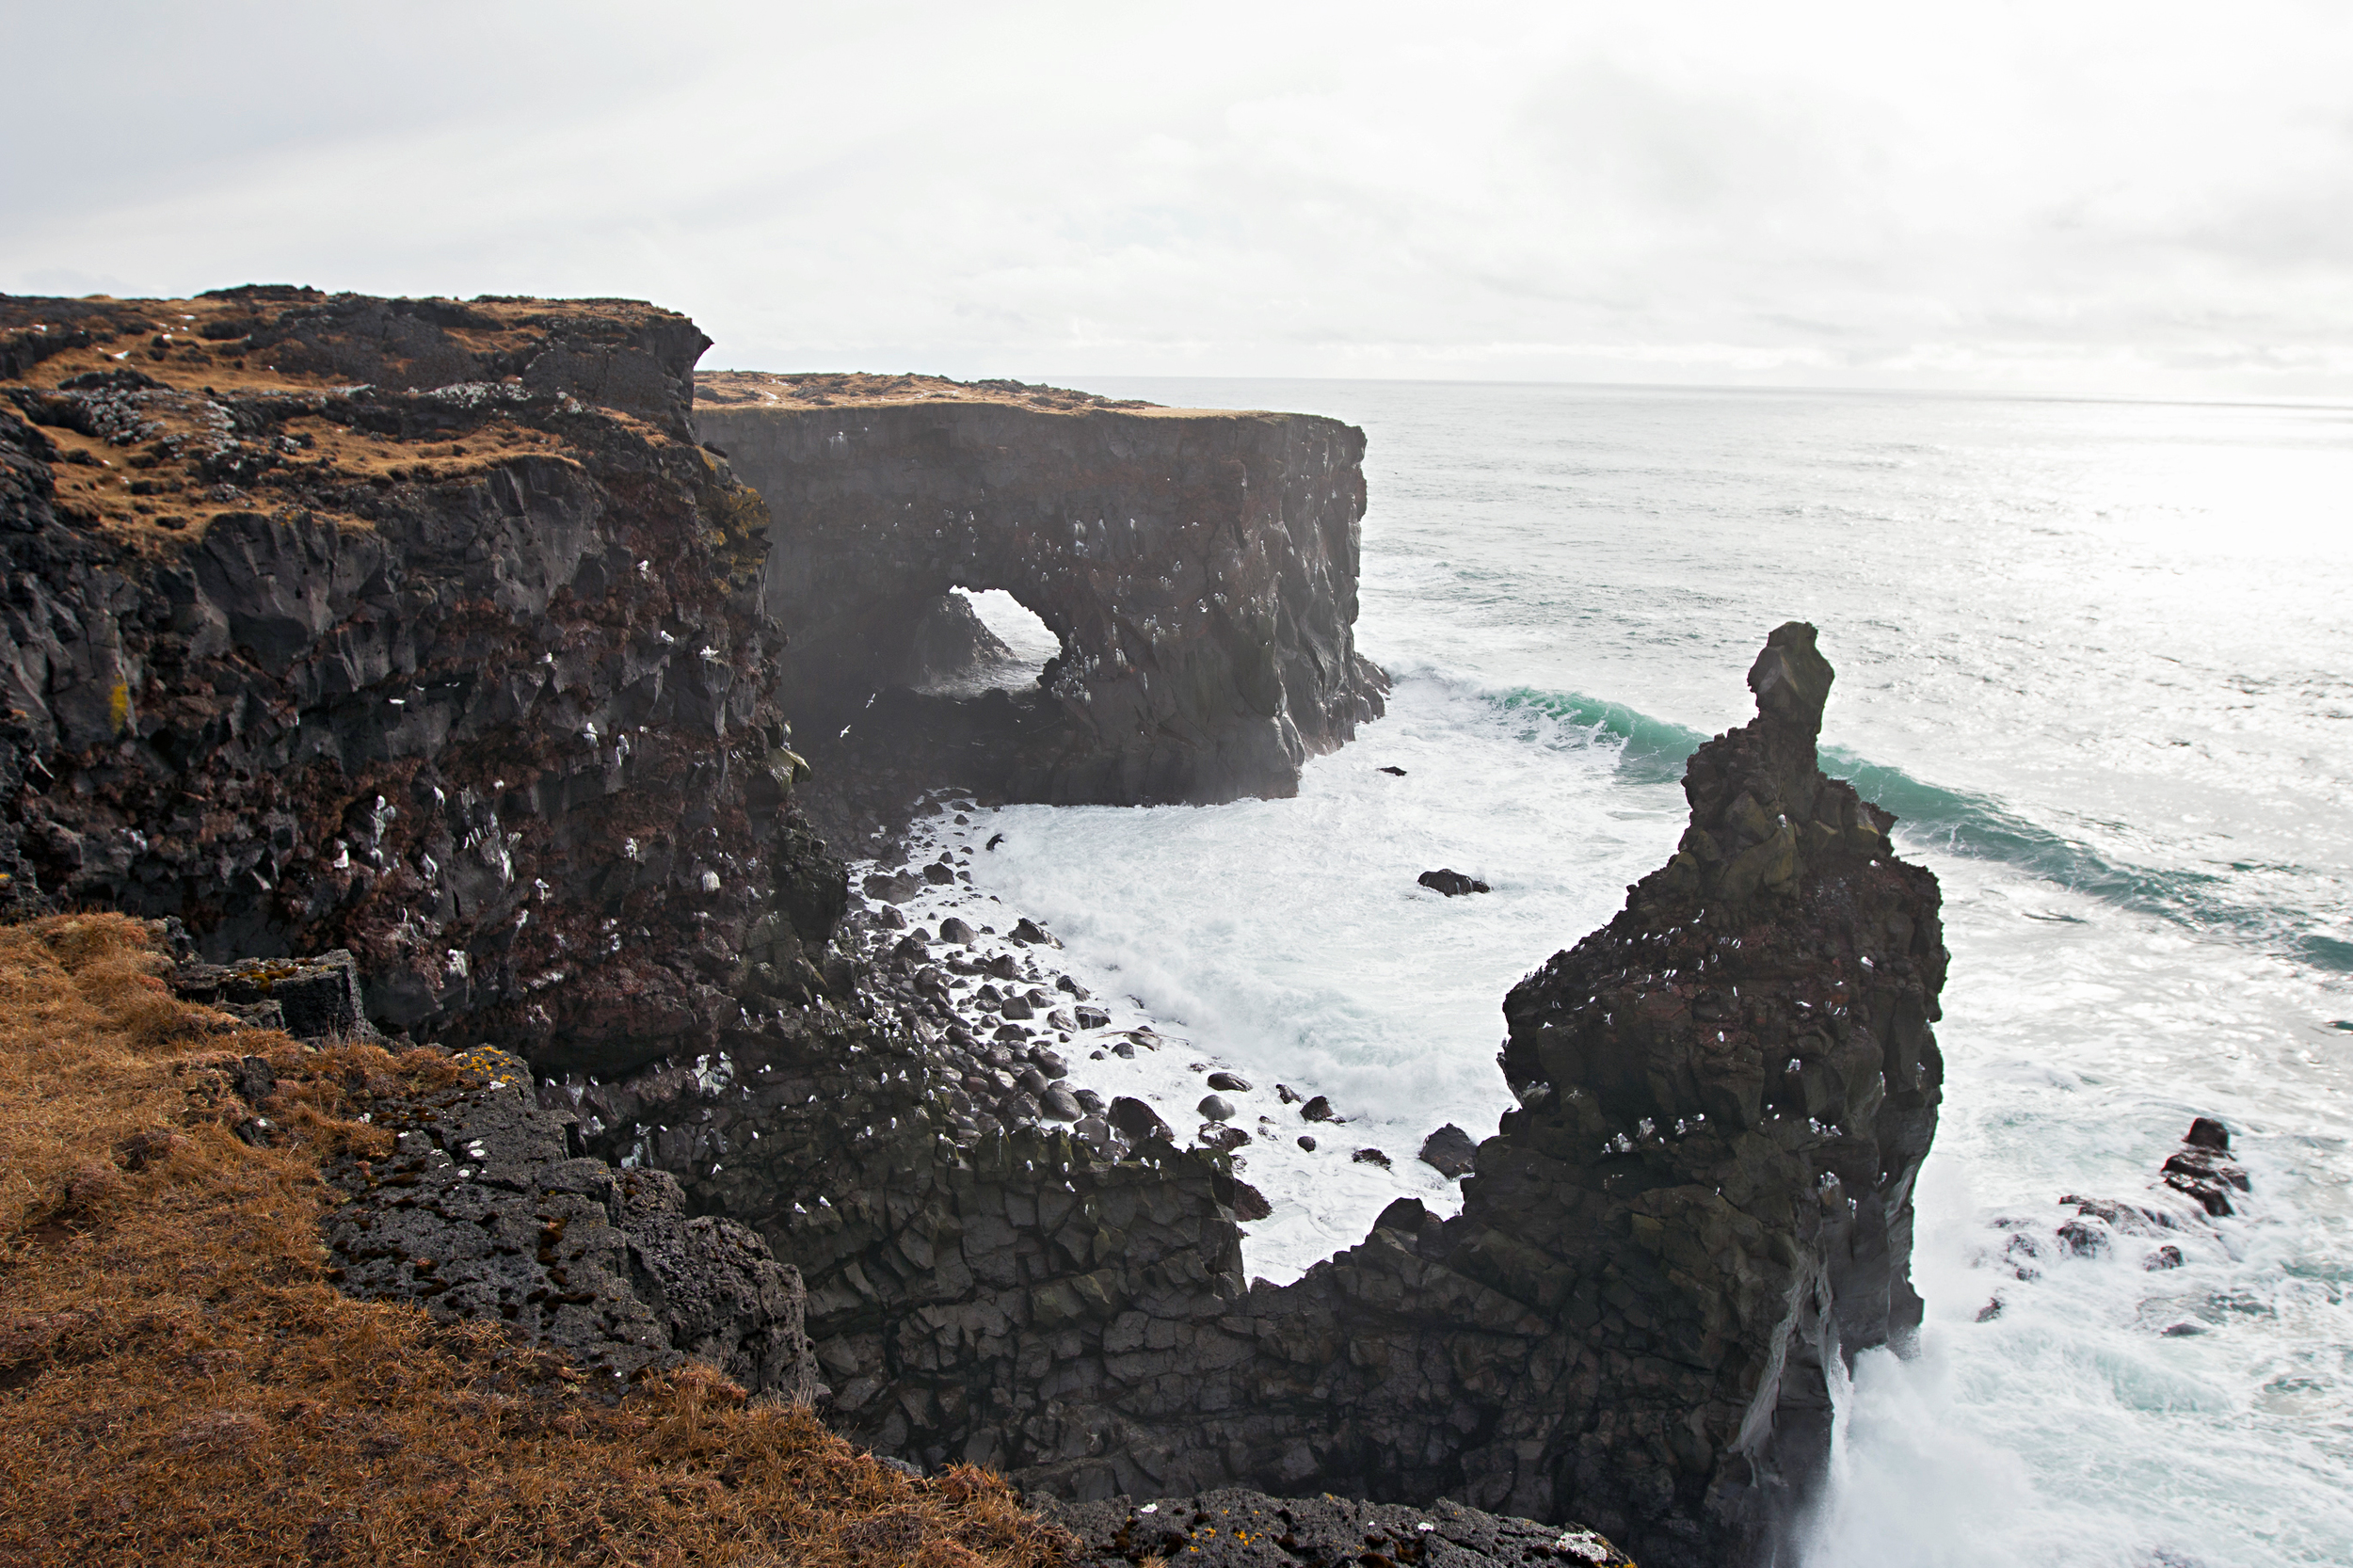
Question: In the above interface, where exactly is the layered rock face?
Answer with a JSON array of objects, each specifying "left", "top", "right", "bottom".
[
  {"left": 577, "top": 624, "right": 1942, "bottom": 1568},
  {"left": 0, "top": 289, "right": 842, "bottom": 1073},
  {"left": 694, "top": 372, "right": 1387, "bottom": 826}
]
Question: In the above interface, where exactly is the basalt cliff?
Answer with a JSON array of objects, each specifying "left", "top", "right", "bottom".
[
  {"left": 2, "top": 289, "right": 1942, "bottom": 1567},
  {"left": 695, "top": 371, "right": 1388, "bottom": 841}
]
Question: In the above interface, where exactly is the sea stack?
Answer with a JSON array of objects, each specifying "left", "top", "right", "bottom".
[{"left": 1485, "top": 619, "right": 1948, "bottom": 1556}]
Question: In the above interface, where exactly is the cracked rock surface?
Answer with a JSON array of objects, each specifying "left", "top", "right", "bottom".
[{"left": 323, "top": 1046, "right": 822, "bottom": 1400}]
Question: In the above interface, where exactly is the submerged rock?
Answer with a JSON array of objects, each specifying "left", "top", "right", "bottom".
[{"left": 1418, "top": 868, "right": 1490, "bottom": 897}]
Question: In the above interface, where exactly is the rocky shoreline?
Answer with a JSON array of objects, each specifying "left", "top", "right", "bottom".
[{"left": 6, "top": 287, "right": 1949, "bottom": 1566}]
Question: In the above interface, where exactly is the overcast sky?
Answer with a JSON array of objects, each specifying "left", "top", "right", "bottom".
[{"left": 7, "top": 1, "right": 2350, "bottom": 400}]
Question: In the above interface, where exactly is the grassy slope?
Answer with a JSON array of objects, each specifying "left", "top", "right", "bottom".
[{"left": 0, "top": 912, "right": 1071, "bottom": 1568}]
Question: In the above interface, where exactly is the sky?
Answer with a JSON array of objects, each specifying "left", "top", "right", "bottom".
[{"left": 6, "top": 0, "right": 2351, "bottom": 401}]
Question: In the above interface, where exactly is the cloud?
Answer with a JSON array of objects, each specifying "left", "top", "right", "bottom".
[{"left": 5, "top": 0, "right": 2350, "bottom": 399}]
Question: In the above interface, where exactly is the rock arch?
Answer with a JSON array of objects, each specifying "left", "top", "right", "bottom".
[{"left": 693, "top": 387, "right": 1388, "bottom": 816}]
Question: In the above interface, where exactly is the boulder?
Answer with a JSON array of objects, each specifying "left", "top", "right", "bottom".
[
  {"left": 1108, "top": 1096, "right": 1174, "bottom": 1145},
  {"left": 939, "top": 917, "right": 976, "bottom": 945},
  {"left": 1417, "top": 868, "right": 1490, "bottom": 897},
  {"left": 1417, "top": 1123, "right": 1478, "bottom": 1178},
  {"left": 1206, "top": 1071, "right": 1251, "bottom": 1093},
  {"left": 1197, "top": 1095, "right": 1236, "bottom": 1123}
]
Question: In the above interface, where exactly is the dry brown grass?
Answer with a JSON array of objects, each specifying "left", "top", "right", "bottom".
[{"left": 0, "top": 913, "right": 1071, "bottom": 1568}]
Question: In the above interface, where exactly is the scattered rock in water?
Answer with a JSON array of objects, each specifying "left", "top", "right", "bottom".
[
  {"left": 1275, "top": 1083, "right": 1300, "bottom": 1105},
  {"left": 2145, "top": 1244, "right": 2185, "bottom": 1271},
  {"left": 938, "top": 916, "right": 975, "bottom": 944},
  {"left": 1072, "top": 1088, "right": 1106, "bottom": 1116},
  {"left": 1299, "top": 1095, "right": 1337, "bottom": 1123},
  {"left": 1417, "top": 868, "right": 1490, "bottom": 897},
  {"left": 1376, "top": 765, "right": 1407, "bottom": 776},
  {"left": 1207, "top": 1071, "right": 1251, "bottom": 1093},
  {"left": 1047, "top": 1009, "right": 1076, "bottom": 1031},
  {"left": 1198, "top": 1094, "right": 1236, "bottom": 1123},
  {"left": 1031, "top": 1048, "right": 1068, "bottom": 1079},
  {"left": 1109, "top": 1096, "right": 1173, "bottom": 1144},
  {"left": 993, "top": 1024, "right": 1030, "bottom": 1045},
  {"left": 1351, "top": 1147, "right": 1392, "bottom": 1169},
  {"left": 1072, "top": 1004, "right": 1111, "bottom": 1031},
  {"left": 986, "top": 832, "right": 1005, "bottom": 850},
  {"left": 1056, "top": 974, "right": 1091, "bottom": 1000},
  {"left": 1040, "top": 1085, "right": 1083, "bottom": 1122},
  {"left": 922, "top": 861, "right": 956, "bottom": 886},
  {"left": 983, "top": 952, "right": 1019, "bottom": 981},
  {"left": 999, "top": 995, "right": 1034, "bottom": 1020},
  {"left": 1200, "top": 1123, "right": 1250, "bottom": 1152},
  {"left": 1296, "top": 1134, "right": 1317, "bottom": 1152},
  {"left": 1011, "top": 917, "right": 1058, "bottom": 946},
  {"left": 1417, "top": 1123, "right": 1478, "bottom": 1178},
  {"left": 862, "top": 871, "right": 923, "bottom": 903},
  {"left": 2161, "top": 1117, "right": 2249, "bottom": 1217},
  {"left": 872, "top": 904, "right": 908, "bottom": 930}
]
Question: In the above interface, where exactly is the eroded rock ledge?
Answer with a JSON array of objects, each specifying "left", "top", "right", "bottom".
[{"left": 694, "top": 371, "right": 1387, "bottom": 835}]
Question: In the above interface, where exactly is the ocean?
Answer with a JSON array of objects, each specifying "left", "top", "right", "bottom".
[{"left": 858, "top": 378, "right": 2353, "bottom": 1567}]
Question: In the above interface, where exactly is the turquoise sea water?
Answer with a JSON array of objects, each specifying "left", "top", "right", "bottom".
[{"left": 947, "top": 378, "right": 2353, "bottom": 1567}]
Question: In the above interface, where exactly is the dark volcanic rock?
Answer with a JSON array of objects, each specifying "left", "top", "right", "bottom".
[
  {"left": 324, "top": 1047, "right": 821, "bottom": 1401},
  {"left": 171, "top": 949, "right": 367, "bottom": 1040},
  {"left": 0, "top": 290, "right": 840, "bottom": 1076},
  {"left": 1045, "top": 1488, "right": 1632, "bottom": 1567},
  {"left": 696, "top": 388, "right": 1389, "bottom": 828},
  {"left": 1418, "top": 868, "right": 1489, "bottom": 897},
  {"left": 1418, "top": 1123, "right": 1478, "bottom": 1178},
  {"left": 584, "top": 625, "right": 1942, "bottom": 1568},
  {"left": 2160, "top": 1117, "right": 2249, "bottom": 1217}
]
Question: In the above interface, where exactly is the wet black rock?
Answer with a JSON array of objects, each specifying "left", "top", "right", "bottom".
[
  {"left": 1299, "top": 1095, "right": 1336, "bottom": 1123},
  {"left": 1012, "top": 917, "right": 1058, "bottom": 946},
  {"left": 1350, "top": 1146, "right": 1392, "bottom": 1168},
  {"left": 1297, "top": 1134, "right": 1317, "bottom": 1151},
  {"left": 1041, "top": 1085, "right": 1084, "bottom": 1122},
  {"left": 1417, "top": 1123, "right": 1478, "bottom": 1178},
  {"left": 1073, "top": 1004, "right": 1111, "bottom": 1031},
  {"left": 1418, "top": 868, "right": 1490, "bottom": 897},
  {"left": 1199, "top": 1095, "right": 1236, "bottom": 1123},
  {"left": 939, "top": 917, "right": 976, "bottom": 944},
  {"left": 2160, "top": 1118, "right": 2249, "bottom": 1217},
  {"left": 1206, "top": 1072, "right": 1251, "bottom": 1093},
  {"left": 1377, "top": 765, "right": 1408, "bottom": 776}
]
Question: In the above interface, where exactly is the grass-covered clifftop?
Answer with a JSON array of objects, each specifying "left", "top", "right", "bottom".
[{"left": 0, "top": 911, "right": 1068, "bottom": 1568}]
